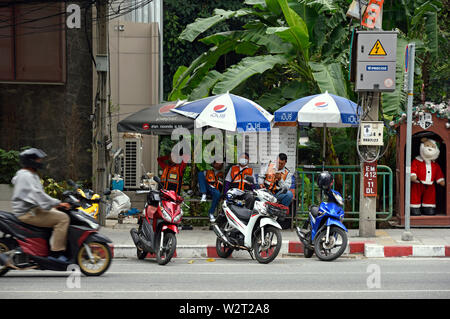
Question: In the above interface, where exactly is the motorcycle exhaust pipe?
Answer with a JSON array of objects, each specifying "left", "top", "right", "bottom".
[
  {"left": 212, "top": 224, "right": 234, "bottom": 247},
  {"left": 130, "top": 228, "right": 154, "bottom": 252},
  {"left": 130, "top": 228, "right": 141, "bottom": 247},
  {"left": 296, "top": 227, "right": 310, "bottom": 246}
]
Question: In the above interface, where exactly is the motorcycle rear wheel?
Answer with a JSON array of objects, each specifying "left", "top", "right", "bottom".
[
  {"left": 303, "top": 246, "right": 314, "bottom": 258},
  {"left": 156, "top": 232, "right": 176, "bottom": 265},
  {"left": 215, "top": 237, "right": 233, "bottom": 258},
  {"left": 314, "top": 226, "right": 348, "bottom": 261},
  {"left": 253, "top": 226, "right": 282, "bottom": 264},
  {"left": 77, "top": 242, "right": 112, "bottom": 276},
  {"left": 137, "top": 248, "right": 147, "bottom": 260}
]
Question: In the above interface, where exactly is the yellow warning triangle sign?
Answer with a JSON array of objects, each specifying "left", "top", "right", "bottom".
[{"left": 369, "top": 40, "right": 387, "bottom": 56}]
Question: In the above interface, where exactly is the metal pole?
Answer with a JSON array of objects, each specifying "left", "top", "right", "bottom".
[
  {"left": 322, "top": 124, "right": 326, "bottom": 171},
  {"left": 95, "top": 0, "right": 108, "bottom": 226},
  {"left": 402, "top": 43, "right": 415, "bottom": 241}
]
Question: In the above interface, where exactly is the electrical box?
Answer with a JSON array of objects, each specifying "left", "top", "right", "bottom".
[
  {"left": 95, "top": 54, "right": 109, "bottom": 72},
  {"left": 358, "top": 121, "right": 384, "bottom": 146},
  {"left": 355, "top": 31, "right": 397, "bottom": 92}
]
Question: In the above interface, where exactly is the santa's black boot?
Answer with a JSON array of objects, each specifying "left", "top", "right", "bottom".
[
  {"left": 410, "top": 208, "right": 421, "bottom": 216},
  {"left": 421, "top": 207, "right": 436, "bottom": 216}
]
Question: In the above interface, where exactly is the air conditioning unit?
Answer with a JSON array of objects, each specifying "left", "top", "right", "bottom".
[{"left": 122, "top": 135, "right": 143, "bottom": 189}]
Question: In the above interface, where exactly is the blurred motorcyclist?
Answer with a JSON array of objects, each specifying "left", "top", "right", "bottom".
[{"left": 11, "top": 148, "right": 70, "bottom": 262}]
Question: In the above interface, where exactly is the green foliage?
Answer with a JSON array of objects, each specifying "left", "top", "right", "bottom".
[
  {"left": 168, "top": 0, "right": 356, "bottom": 105},
  {"left": 41, "top": 178, "right": 67, "bottom": 199},
  {"left": 40, "top": 178, "right": 91, "bottom": 200},
  {"left": 0, "top": 147, "right": 28, "bottom": 184},
  {"left": 163, "top": 0, "right": 248, "bottom": 100},
  {"left": 382, "top": 0, "right": 449, "bottom": 110}
]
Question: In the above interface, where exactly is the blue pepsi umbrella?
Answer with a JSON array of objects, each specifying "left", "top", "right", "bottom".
[
  {"left": 274, "top": 92, "right": 361, "bottom": 168},
  {"left": 171, "top": 92, "right": 274, "bottom": 132},
  {"left": 274, "top": 92, "right": 360, "bottom": 127}
]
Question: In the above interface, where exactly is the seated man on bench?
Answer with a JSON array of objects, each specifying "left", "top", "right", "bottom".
[{"left": 197, "top": 161, "right": 224, "bottom": 223}]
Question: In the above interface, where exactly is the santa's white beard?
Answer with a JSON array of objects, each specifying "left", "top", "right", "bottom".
[{"left": 420, "top": 144, "right": 439, "bottom": 163}]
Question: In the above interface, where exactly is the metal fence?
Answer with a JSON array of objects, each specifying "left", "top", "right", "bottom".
[
  {"left": 293, "top": 165, "right": 393, "bottom": 223},
  {"left": 180, "top": 165, "right": 394, "bottom": 227}
]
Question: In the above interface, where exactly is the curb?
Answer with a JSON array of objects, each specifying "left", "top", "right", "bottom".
[
  {"left": 110, "top": 241, "right": 450, "bottom": 259},
  {"left": 365, "top": 244, "right": 450, "bottom": 258}
]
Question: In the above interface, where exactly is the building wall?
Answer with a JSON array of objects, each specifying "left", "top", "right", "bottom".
[
  {"left": 0, "top": 4, "right": 93, "bottom": 182},
  {"left": 93, "top": 19, "right": 160, "bottom": 183}
]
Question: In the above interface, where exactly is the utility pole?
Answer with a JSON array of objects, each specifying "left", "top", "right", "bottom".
[
  {"left": 359, "top": 93, "right": 379, "bottom": 237},
  {"left": 94, "top": 0, "right": 109, "bottom": 226},
  {"left": 358, "top": 1, "right": 384, "bottom": 237}
]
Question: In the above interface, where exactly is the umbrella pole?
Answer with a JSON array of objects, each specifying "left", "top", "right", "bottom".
[{"left": 322, "top": 124, "right": 326, "bottom": 171}]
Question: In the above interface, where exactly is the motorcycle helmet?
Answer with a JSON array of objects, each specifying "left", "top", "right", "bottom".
[
  {"left": 317, "top": 171, "right": 333, "bottom": 190},
  {"left": 19, "top": 148, "right": 47, "bottom": 170}
]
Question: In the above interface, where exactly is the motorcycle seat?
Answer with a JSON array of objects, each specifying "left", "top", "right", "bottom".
[
  {"left": 0, "top": 210, "right": 53, "bottom": 233},
  {"left": 229, "top": 204, "right": 253, "bottom": 222}
]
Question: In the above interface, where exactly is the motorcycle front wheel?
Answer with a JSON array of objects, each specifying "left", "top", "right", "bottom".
[
  {"left": 314, "top": 226, "right": 348, "bottom": 261},
  {"left": 252, "top": 226, "right": 282, "bottom": 264},
  {"left": 156, "top": 232, "right": 176, "bottom": 265},
  {"left": 0, "top": 238, "right": 14, "bottom": 277},
  {"left": 77, "top": 242, "right": 112, "bottom": 276}
]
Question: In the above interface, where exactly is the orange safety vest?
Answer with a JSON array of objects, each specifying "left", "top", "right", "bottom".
[
  {"left": 264, "top": 162, "right": 289, "bottom": 194},
  {"left": 205, "top": 169, "right": 224, "bottom": 192},
  {"left": 161, "top": 164, "right": 182, "bottom": 194},
  {"left": 230, "top": 166, "right": 253, "bottom": 191}
]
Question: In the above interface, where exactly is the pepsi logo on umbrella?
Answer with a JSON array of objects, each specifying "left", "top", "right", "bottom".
[
  {"left": 315, "top": 101, "right": 328, "bottom": 108},
  {"left": 213, "top": 104, "right": 227, "bottom": 113},
  {"left": 159, "top": 103, "right": 177, "bottom": 117}
]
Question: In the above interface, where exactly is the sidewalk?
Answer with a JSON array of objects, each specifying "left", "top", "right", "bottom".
[{"left": 100, "top": 218, "right": 450, "bottom": 259}]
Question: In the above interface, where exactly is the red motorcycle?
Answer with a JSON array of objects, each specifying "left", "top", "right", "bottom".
[
  {"left": 130, "top": 177, "right": 186, "bottom": 265},
  {"left": 0, "top": 191, "right": 113, "bottom": 277}
]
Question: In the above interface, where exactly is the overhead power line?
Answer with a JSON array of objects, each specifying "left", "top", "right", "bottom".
[{"left": 0, "top": 0, "right": 154, "bottom": 39}]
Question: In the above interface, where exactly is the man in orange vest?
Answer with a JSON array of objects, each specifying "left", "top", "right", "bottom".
[
  {"left": 258, "top": 153, "right": 293, "bottom": 207},
  {"left": 198, "top": 161, "right": 224, "bottom": 222},
  {"left": 157, "top": 152, "right": 188, "bottom": 194},
  {"left": 224, "top": 152, "right": 257, "bottom": 194}
]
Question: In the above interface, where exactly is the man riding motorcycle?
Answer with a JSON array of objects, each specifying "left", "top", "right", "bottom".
[{"left": 11, "top": 148, "right": 70, "bottom": 262}]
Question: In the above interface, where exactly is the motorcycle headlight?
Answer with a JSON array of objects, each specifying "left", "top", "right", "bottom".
[
  {"left": 160, "top": 205, "right": 172, "bottom": 222},
  {"left": 173, "top": 209, "right": 183, "bottom": 223},
  {"left": 334, "top": 193, "right": 344, "bottom": 206}
]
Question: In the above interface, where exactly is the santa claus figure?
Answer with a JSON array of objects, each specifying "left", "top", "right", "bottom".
[{"left": 410, "top": 138, "right": 445, "bottom": 215}]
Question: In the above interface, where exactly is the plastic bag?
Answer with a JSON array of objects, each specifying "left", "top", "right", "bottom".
[{"left": 106, "top": 189, "right": 131, "bottom": 219}]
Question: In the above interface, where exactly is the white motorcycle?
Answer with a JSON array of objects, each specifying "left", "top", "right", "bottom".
[{"left": 212, "top": 177, "right": 289, "bottom": 264}]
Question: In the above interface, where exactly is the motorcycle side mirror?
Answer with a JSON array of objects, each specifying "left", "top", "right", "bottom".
[
  {"left": 245, "top": 176, "right": 254, "bottom": 184},
  {"left": 346, "top": 195, "right": 352, "bottom": 201},
  {"left": 67, "top": 179, "right": 77, "bottom": 188},
  {"left": 104, "top": 189, "right": 111, "bottom": 196},
  {"left": 62, "top": 190, "right": 72, "bottom": 198}
]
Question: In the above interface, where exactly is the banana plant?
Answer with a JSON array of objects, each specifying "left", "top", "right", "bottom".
[{"left": 169, "top": 0, "right": 354, "bottom": 105}]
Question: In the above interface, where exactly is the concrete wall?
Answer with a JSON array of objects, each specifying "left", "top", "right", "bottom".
[{"left": 0, "top": 4, "right": 93, "bottom": 182}]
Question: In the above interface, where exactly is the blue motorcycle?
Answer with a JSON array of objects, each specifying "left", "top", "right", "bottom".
[{"left": 296, "top": 172, "right": 348, "bottom": 261}]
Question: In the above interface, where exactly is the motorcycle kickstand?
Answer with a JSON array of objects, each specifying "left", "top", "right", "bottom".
[{"left": 248, "top": 250, "right": 255, "bottom": 260}]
